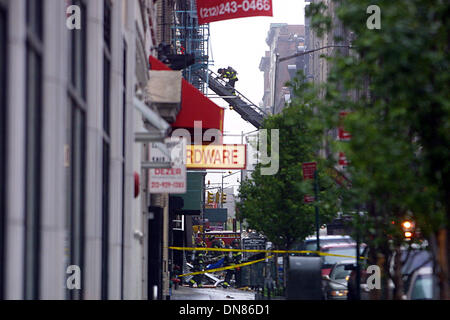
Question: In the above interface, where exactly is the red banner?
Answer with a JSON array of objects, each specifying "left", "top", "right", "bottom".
[
  {"left": 196, "top": 0, "right": 273, "bottom": 25},
  {"left": 302, "top": 162, "right": 317, "bottom": 203},
  {"left": 338, "top": 111, "right": 352, "bottom": 141},
  {"left": 302, "top": 162, "right": 317, "bottom": 180},
  {"left": 338, "top": 152, "right": 349, "bottom": 167}
]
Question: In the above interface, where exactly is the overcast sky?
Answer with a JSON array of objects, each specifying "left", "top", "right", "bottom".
[{"left": 205, "top": 0, "right": 307, "bottom": 189}]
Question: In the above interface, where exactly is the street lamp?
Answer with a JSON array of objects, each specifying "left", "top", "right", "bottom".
[{"left": 272, "top": 44, "right": 354, "bottom": 114}]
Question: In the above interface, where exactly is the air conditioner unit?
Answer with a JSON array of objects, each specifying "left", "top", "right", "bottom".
[{"left": 146, "top": 70, "right": 182, "bottom": 122}]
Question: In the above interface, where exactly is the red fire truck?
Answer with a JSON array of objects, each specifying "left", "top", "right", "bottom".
[{"left": 196, "top": 230, "right": 240, "bottom": 247}]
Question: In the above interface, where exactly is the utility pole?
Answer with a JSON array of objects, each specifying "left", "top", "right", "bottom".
[
  {"left": 201, "top": 171, "right": 207, "bottom": 244},
  {"left": 221, "top": 173, "right": 224, "bottom": 208},
  {"left": 355, "top": 209, "right": 362, "bottom": 300},
  {"left": 272, "top": 53, "right": 280, "bottom": 115}
]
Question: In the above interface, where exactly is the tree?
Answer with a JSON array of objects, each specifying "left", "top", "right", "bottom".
[
  {"left": 306, "top": 0, "right": 450, "bottom": 299},
  {"left": 237, "top": 78, "right": 342, "bottom": 250}
]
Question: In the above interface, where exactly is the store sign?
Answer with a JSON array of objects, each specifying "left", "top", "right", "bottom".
[
  {"left": 186, "top": 144, "right": 246, "bottom": 169},
  {"left": 196, "top": 0, "right": 273, "bottom": 25},
  {"left": 149, "top": 138, "right": 187, "bottom": 194},
  {"left": 242, "top": 237, "right": 266, "bottom": 260}
]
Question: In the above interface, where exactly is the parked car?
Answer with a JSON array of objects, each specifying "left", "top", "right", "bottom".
[
  {"left": 347, "top": 244, "right": 434, "bottom": 299},
  {"left": 290, "top": 235, "right": 355, "bottom": 256},
  {"left": 322, "top": 260, "right": 353, "bottom": 300},
  {"left": 320, "top": 243, "right": 365, "bottom": 276},
  {"left": 405, "top": 266, "right": 439, "bottom": 300}
]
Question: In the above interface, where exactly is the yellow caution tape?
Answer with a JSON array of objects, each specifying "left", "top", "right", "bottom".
[
  {"left": 177, "top": 256, "right": 274, "bottom": 278},
  {"left": 168, "top": 246, "right": 366, "bottom": 260}
]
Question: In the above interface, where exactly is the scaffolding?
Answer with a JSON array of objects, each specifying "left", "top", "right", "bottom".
[{"left": 172, "top": 0, "right": 211, "bottom": 93}]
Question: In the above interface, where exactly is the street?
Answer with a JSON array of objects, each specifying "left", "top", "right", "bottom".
[{"left": 171, "top": 286, "right": 256, "bottom": 300}]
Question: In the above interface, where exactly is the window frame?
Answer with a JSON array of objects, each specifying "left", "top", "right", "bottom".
[
  {"left": 0, "top": 0, "right": 9, "bottom": 300},
  {"left": 24, "top": 0, "right": 44, "bottom": 300},
  {"left": 101, "top": 0, "right": 113, "bottom": 300},
  {"left": 65, "top": 0, "right": 88, "bottom": 301},
  {"left": 120, "top": 38, "right": 127, "bottom": 300}
]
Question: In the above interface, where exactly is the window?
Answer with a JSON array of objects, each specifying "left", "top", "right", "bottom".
[
  {"left": 0, "top": 0, "right": 8, "bottom": 300},
  {"left": 101, "top": 0, "right": 112, "bottom": 300},
  {"left": 66, "top": 0, "right": 87, "bottom": 300},
  {"left": 24, "top": 0, "right": 44, "bottom": 300},
  {"left": 411, "top": 275, "right": 434, "bottom": 300},
  {"left": 330, "top": 264, "right": 351, "bottom": 281}
]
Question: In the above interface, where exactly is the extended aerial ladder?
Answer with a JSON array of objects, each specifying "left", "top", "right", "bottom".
[{"left": 196, "top": 69, "right": 267, "bottom": 129}]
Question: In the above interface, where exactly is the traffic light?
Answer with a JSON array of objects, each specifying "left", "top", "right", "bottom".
[
  {"left": 207, "top": 192, "right": 214, "bottom": 204},
  {"left": 221, "top": 192, "right": 227, "bottom": 204},
  {"left": 215, "top": 192, "right": 220, "bottom": 204},
  {"left": 401, "top": 220, "right": 415, "bottom": 240}
]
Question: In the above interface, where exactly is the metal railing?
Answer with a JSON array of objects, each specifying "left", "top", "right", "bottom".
[{"left": 204, "top": 69, "right": 267, "bottom": 118}]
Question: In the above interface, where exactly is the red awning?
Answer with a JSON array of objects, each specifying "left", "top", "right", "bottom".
[{"left": 149, "top": 56, "right": 224, "bottom": 132}]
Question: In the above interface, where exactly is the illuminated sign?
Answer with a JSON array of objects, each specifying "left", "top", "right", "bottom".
[{"left": 186, "top": 144, "right": 246, "bottom": 169}]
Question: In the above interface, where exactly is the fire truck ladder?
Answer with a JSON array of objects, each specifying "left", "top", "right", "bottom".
[{"left": 196, "top": 69, "right": 267, "bottom": 129}]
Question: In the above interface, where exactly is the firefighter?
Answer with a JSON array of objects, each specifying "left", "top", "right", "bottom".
[
  {"left": 196, "top": 236, "right": 207, "bottom": 249},
  {"left": 223, "top": 239, "right": 242, "bottom": 288},
  {"left": 208, "top": 236, "right": 225, "bottom": 269},
  {"left": 189, "top": 239, "right": 206, "bottom": 288},
  {"left": 209, "top": 236, "right": 225, "bottom": 264},
  {"left": 218, "top": 67, "right": 239, "bottom": 89}
]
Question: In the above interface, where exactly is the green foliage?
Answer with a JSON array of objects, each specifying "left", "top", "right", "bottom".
[
  {"left": 305, "top": 0, "right": 449, "bottom": 250},
  {"left": 237, "top": 77, "right": 342, "bottom": 249}
]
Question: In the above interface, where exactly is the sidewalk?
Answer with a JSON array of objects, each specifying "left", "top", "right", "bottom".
[{"left": 170, "top": 285, "right": 256, "bottom": 300}]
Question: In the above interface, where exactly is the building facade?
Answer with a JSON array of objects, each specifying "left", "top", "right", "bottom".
[
  {"left": 259, "top": 24, "right": 306, "bottom": 115},
  {"left": 304, "top": 0, "right": 356, "bottom": 162},
  {"left": 1, "top": 0, "right": 222, "bottom": 300},
  {"left": 0, "top": 0, "right": 177, "bottom": 300}
]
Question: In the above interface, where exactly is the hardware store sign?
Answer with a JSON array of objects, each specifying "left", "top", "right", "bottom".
[{"left": 186, "top": 144, "right": 246, "bottom": 170}]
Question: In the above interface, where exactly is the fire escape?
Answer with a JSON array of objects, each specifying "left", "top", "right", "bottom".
[
  {"left": 172, "top": 0, "right": 210, "bottom": 93},
  {"left": 171, "top": 0, "right": 267, "bottom": 128}
]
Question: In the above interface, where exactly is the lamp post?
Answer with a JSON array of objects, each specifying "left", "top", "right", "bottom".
[
  {"left": 277, "top": 44, "right": 354, "bottom": 63},
  {"left": 272, "top": 53, "right": 280, "bottom": 115},
  {"left": 272, "top": 44, "right": 354, "bottom": 114},
  {"left": 221, "top": 171, "right": 240, "bottom": 208}
]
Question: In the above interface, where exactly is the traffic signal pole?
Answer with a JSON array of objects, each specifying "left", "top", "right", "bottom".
[
  {"left": 356, "top": 214, "right": 361, "bottom": 300},
  {"left": 314, "top": 170, "right": 320, "bottom": 252}
]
